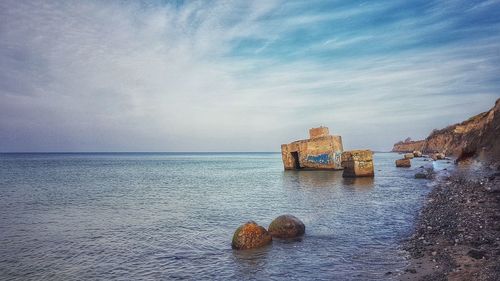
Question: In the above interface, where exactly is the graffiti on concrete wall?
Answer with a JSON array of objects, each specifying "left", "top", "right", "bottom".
[
  {"left": 333, "top": 151, "right": 342, "bottom": 167},
  {"left": 306, "top": 153, "right": 331, "bottom": 164},
  {"left": 306, "top": 151, "right": 343, "bottom": 167}
]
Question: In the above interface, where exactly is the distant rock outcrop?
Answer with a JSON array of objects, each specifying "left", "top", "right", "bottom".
[
  {"left": 392, "top": 98, "right": 500, "bottom": 162},
  {"left": 392, "top": 139, "right": 426, "bottom": 153}
]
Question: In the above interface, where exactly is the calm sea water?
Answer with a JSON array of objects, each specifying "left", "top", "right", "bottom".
[{"left": 0, "top": 152, "right": 451, "bottom": 280}]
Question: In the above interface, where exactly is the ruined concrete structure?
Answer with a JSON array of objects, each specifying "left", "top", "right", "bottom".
[
  {"left": 341, "top": 150, "right": 374, "bottom": 177},
  {"left": 281, "top": 127, "right": 343, "bottom": 170}
]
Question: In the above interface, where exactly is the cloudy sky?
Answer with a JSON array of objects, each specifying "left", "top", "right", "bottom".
[{"left": 1, "top": 0, "right": 499, "bottom": 152}]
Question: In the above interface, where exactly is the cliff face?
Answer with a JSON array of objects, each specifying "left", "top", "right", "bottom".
[{"left": 392, "top": 98, "right": 500, "bottom": 162}]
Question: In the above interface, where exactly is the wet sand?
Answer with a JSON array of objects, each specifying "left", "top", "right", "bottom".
[{"left": 398, "top": 162, "right": 500, "bottom": 280}]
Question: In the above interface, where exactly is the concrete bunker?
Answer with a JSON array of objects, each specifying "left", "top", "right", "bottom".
[{"left": 281, "top": 127, "right": 344, "bottom": 170}]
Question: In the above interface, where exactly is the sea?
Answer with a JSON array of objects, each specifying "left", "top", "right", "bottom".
[{"left": 0, "top": 152, "right": 453, "bottom": 280}]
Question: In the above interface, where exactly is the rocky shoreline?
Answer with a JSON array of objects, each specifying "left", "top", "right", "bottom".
[{"left": 398, "top": 161, "right": 500, "bottom": 280}]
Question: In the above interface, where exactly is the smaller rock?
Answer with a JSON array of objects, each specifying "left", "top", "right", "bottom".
[
  {"left": 268, "top": 215, "right": 305, "bottom": 238},
  {"left": 404, "top": 153, "right": 414, "bottom": 159},
  {"left": 413, "top": 150, "right": 423, "bottom": 157},
  {"left": 488, "top": 172, "right": 500, "bottom": 180},
  {"left": 467, "top": 249, "right": 486, "bottom": 260},
  {"left": 415, "top": 167, "right": 435, "bottom": 179},
  {"left": 415, "top": 172, "right": 427, "bottom": 179},
  {"left": 396, "top": 158, "right": 411, "bottom": 167},
  {"left": 432, "top": 153, "right": 446, "bottom": 160},
  {"left": 405, "top": 268, "right": 417, "bottom": 274},
  {"left": 232, "top": 221, "right": 272, "bottom": 250}
]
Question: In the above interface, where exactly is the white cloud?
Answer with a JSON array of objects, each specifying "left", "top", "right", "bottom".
[{"left": 0, "top": 0, "right": 499, "bottom": 152}]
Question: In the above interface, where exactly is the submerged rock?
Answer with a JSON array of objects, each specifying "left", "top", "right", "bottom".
[
  {"left": 268, "top": 215, "right": 305, "bottom": 239},
  {"left": 232, "top": 221, "right": 272, "bottom": 250},
  {"left": 415, "top": 172, "right": 427, "bottom": 179},
  {"left": 396, "top": 158, "right": 411, "bottom": 167},
  {"left": 415, "top": 167, "right": 435, "bottom": 179}
]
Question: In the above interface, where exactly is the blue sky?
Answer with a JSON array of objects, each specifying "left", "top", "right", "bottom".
[{"left": 1, "top": 0, "right": 499, "bottom": 152}]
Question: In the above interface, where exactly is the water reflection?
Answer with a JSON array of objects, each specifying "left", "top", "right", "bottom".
[
  {"left": 342, "top": 177, "right": 375, "bottom": 189},
  {"left": 232, "top": 246, "right": 270, "bottom": 277},
  {"left": 282, "top": 170, "right": 375, "bottom": 191},
  {"left": 282, "top": 170, "right": 343, "bottom": 188}
]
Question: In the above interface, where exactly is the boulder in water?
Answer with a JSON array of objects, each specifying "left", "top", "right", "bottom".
[
  {"left": 415, "top": 172, "right": 427, "bottom": 179},
  {"left": 396, "top": 158, "right": 411, "bottom": 167},
  {"left": 232, "top": 221, "right": 272, "bottom": 250},
  {"left": 413, "top": 151, "right": 423, "bottom": 157},
  {"left": 415, "top": 167, "right": 435, "bottom": 179},
  {"left": 268, "top": 215, "right": 305, "bottom": 238},
  {"left": 404, "top": 153, "right": 414, "bottom": 159}
]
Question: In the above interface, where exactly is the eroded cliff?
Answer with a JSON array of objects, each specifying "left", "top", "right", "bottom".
[{"left": 392, "top": 98, "right": 500, "bottom": 162}]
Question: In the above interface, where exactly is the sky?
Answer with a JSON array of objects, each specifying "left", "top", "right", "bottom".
[{"left": 1, "top": 0, "right": 500, "bottom": 152}]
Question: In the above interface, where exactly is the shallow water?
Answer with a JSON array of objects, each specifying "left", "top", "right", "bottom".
[{"left": 0, "top": 153, "right": 451, "bottom": 280}]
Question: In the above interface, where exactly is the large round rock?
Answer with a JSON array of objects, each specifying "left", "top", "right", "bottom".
[
  {"left": 268, "top": 215, "right": 305, "bottom": 238},
  {"left": 231, "top": 221, "right": 272, "bottom": 250}
]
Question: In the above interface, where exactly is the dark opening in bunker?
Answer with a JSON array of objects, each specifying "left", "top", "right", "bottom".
[{"left": 290, "top": 152, "right": 301, "bottom": 169}]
